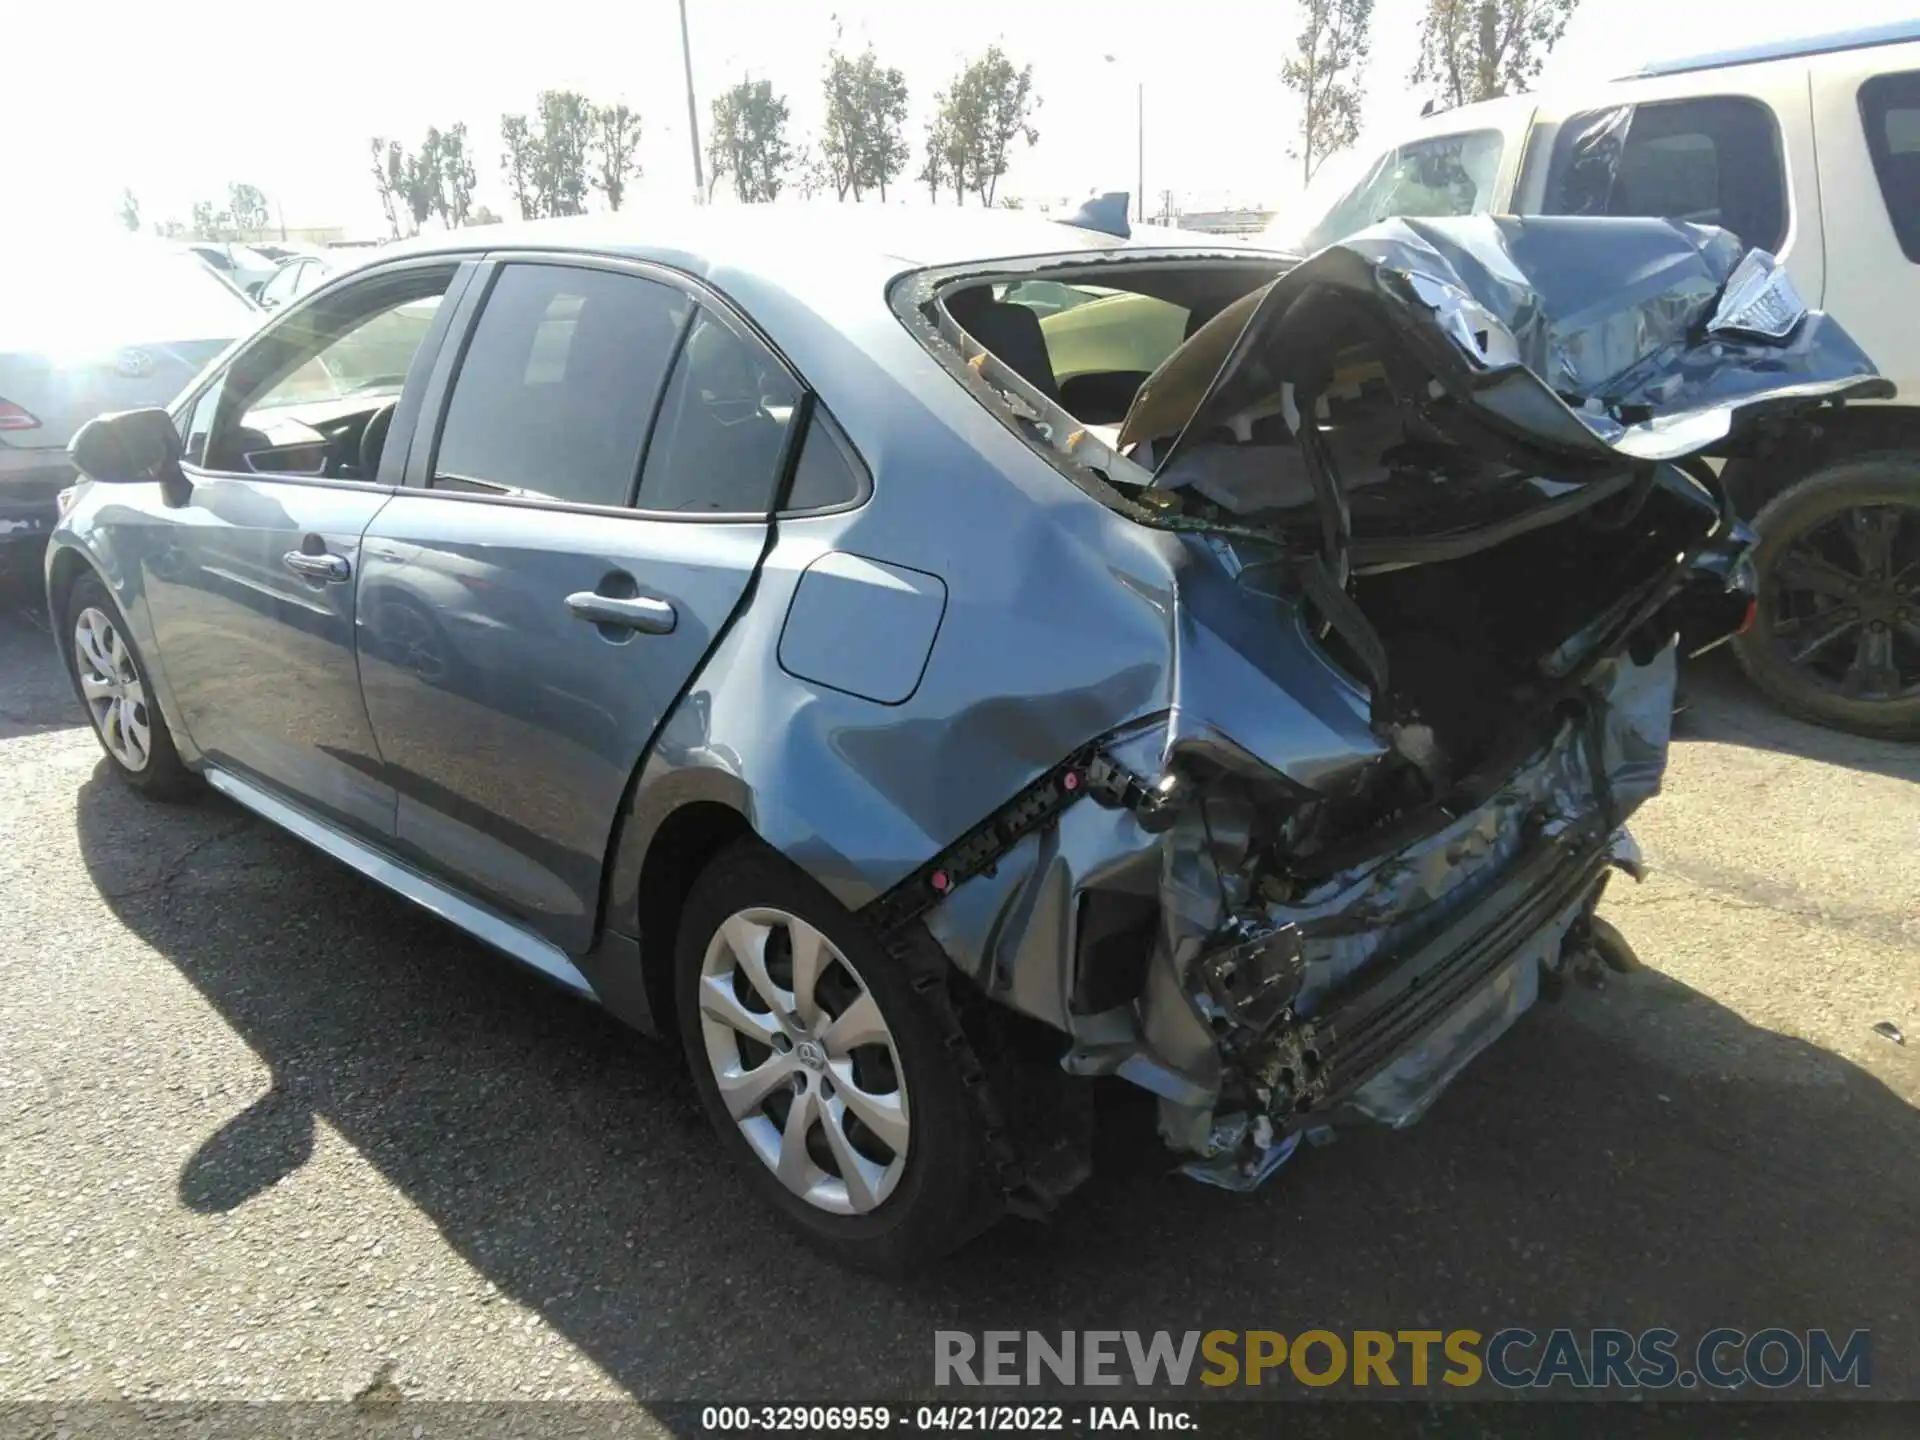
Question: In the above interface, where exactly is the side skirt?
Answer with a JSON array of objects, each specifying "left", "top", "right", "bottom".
[{"left": 202, "top": 768, "right": 599, "bottom": 1001}]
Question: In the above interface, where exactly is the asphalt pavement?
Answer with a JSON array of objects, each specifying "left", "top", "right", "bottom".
[{"left": 2, "top": 572, "right": 1916, "bottom": 1414}]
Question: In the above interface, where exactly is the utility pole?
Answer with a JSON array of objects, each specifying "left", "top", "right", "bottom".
[
  {"left": 679, "top": 0, "right": 705, "bottom": 197},
  {"left": 1136, "top": 81, "right": 1144, "bottom": 224}
]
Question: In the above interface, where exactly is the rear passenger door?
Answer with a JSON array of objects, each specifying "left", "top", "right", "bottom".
[
  {"left": 356, "top": 257, "right": 803, "bottom": 952},
  {"left": 1811, "top": 59, "right": 1920, "bottom": 409}
]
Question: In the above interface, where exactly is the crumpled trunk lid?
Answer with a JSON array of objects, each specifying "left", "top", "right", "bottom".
[{"left": 1117, "top": 215, "right": 1890, "bottom": 558}]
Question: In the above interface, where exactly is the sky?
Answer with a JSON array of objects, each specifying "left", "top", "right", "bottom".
[{"left": 8, "top": 0, "right": 1916, "bottom": 239}]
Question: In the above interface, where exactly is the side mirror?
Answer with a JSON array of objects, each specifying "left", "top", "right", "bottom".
[{"left": 69, "top": 409, "right": 189, "bottom": 502}]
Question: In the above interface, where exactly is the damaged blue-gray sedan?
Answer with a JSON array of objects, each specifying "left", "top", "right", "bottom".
[{"left": 47, "top": 206, "right": 1886, "bottom": 1271}]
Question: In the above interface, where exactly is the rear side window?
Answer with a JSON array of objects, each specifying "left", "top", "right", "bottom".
[
  {"left": 434, "top": 263, "right": 690, "bottom": 507},
  {"left": 634, "top": 309, "right": 800, "bottom": 515},
  {"left": 1861, "top": 71, "right": 1920, "bottom": 262},
  {"left": 1542, "top": 97, "right": 1787, "bottom": 253},
  {"left": 781, "top": 407, "right": 869, "bottom": 512}
]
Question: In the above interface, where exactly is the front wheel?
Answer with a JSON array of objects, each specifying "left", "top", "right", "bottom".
[
  {"left": 1733, "top": 456, "right": 1920, "bottom": 740},
  {"left": 675, "top": 838, "right": 999, "bottom": 1272},
  {"left": 62, "top": 571, "right": 199, "bottom": 799}
]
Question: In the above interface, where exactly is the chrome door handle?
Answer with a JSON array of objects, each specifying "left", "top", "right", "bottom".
[
  {"left": 564, "top": 590, "right": 677, "bottom": 635},
  {"left": 283, "top": 549, "right": 351, "bottom": 582}
]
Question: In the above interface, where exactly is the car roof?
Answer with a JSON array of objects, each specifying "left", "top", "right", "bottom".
[
  {"left": 1624, "top": 17, "right": 1920, "bottom": 79},
  {"left": 381, "top": 204, "right": 1283, "bottom": 287}
]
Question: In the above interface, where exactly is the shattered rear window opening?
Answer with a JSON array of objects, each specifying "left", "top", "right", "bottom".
[{"left": 886, "top": 215, "right": 1885, "bottom": 1188}]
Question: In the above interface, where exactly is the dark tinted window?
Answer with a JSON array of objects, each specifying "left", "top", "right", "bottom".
[
  {"left": 782, "top": 408, "right": 868, "bottom": 512},
  {"left": 435, "top": 264, "right": 689, "bottom": 506},
  {"left": 635, "top": 309, "right": 800, "bottom": 514},
  {"left": 1861, "top": 71, "right": 1920, "bottom": 263},
  {"left": 1543, "top": 97, "right": 1787, "bottom": 252}
]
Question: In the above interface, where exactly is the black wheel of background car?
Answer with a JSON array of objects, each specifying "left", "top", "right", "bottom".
[
  {"left": 674, "top": 837, "right": 999, "bottom": 1272},
  {"left": 1734, "top": 456, "right": 1920, "bottom": 740},
  {"left": 62, "top": 572, "right": 199, "bottom": 799}
]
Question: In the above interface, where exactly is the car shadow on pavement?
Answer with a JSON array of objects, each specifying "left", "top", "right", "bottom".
[
  {"left": 69, "top": 756, "right": 1920, "bottom": 1406},
  {"left": 1675, "top": 651, "right": 1919, "bottom": 783}
]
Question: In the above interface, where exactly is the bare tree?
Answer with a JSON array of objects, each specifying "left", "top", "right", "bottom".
[
  {"left": 592, "top": 103, "right": 643, "bottom": 211},
  {"left": 1413, "top": 0, "right": 1579, "bottom": 111},
  {"left": 1282, "top": 0, "right": 1375, "bottom": 186},
  {"left": 791, "top": 142, "right": 834, "bottom": 200}
]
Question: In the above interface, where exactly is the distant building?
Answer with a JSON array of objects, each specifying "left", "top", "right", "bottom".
[{"left": 1175, "top": 208, "right": 1275, "bottom": 236}]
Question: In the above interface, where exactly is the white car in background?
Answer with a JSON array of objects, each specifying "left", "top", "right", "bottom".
[
  {"left": 183, "top": 242, "right": 281, "bottom": 299},
  {"left": 1272, "top": 19, "right": 1920, "bottom": 739}
]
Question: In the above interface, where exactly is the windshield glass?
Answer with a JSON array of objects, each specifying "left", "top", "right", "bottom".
[
  {"left": 1276, "top": 130, "right": 1506, "bottom": 254},
  {"left": 1, "top": 242, "right": 257, "bottom": 352}
]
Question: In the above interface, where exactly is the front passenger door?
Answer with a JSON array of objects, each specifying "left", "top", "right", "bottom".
[
  {"left": 358, "top": 259, "right": 802, "bottom": 952},
  {"left": 132, "top": 261, "right": 465, "bottom": 836}
]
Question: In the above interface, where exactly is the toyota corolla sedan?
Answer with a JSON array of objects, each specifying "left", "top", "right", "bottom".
[{"left": 46, "top": 206, "right": 1883, "bottom": 1271}]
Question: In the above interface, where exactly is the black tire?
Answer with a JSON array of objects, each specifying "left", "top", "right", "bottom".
[
  {"left": 61, "top": 571, "right": 200, "bottom": 799},
  {"left": 1733, "top": 455, "right": 1920, "bottom": 740},
  {"left": 675, "top": 837, "right": 999, "bottom": 1272}
]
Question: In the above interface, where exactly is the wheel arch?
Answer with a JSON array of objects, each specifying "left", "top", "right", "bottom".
[
  {"left": 580, "top": 761, "right": 759, "bottom": 1036},
  {"left": 44, "top": 542, "right": 94, "bottom": 668},
  {"left": 1722, "top": 404, "right": 1920, "bottom": 516}
]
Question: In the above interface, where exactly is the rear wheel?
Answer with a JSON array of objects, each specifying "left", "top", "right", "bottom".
[
  {"left": 63, "top": 571, "right": 198, "bottom": 798},
  {"left": 675, "top": 838, "right": 998, "bottom": 1271},
  {"left": 1733, "top": 456, "right": 1920, "bottom": 739}
]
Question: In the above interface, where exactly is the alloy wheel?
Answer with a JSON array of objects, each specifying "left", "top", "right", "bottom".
[
  {"left": 1765, "top": 502, "right": 1920, "bottom": 702},
  {"left": 72, "top": 606, "right": 152, "bottom": 771},
  {"left": 697, "top": 907, "right": 911, "bottom": 1215}
]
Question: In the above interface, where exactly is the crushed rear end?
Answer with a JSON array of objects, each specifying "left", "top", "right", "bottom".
[{"left": 897, "top": 215, "right": 1886, "bottom": 1193}]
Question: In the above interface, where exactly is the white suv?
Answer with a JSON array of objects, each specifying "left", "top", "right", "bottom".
[{"left": 1278, "top": 20, "right": 1920, "bottom": 738}]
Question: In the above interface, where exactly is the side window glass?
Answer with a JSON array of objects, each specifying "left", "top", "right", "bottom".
[
  {"left": 782, "top": 407, "right": 869, "bottom": 513},
  {"left": 1299, "top": 131, "right": 1505, "bottom": 251},
  {"left": 1860, "top": 71, "right": 1920, "bottom": 263},
  {"left": 181, "top": 385, "right": 221, "bottom": 466},
  {"left": 434, "top": 264, "right": 689, "bottom": 506},
  {"left": 635, "top": 309, "right": 800, "bottom": 515},
  {"left": 196, "top": 267, "right": 454, "bottom": 476},
  {"left": 259, "top": 264, "right": 297, "bottom": 309},
  {"left": 1543, "top": 97, "right": 1787, "bottom": 252}
]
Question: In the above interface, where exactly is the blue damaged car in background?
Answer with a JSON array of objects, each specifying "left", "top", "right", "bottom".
[{"left": 46, "top": 206, "right": 1886, "bottom": 1271}]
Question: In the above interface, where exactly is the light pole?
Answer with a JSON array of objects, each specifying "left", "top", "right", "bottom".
[
  {"left": 1104, "top": 56, "right": 1144, "bottom": 223},
  {"left": 679, "top": 0, "right": 705, "bottom": 198},
  {"left": 1136, "top": 80, "right": 1144, "bottom": 223}
]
